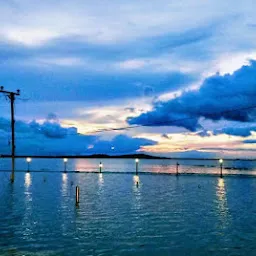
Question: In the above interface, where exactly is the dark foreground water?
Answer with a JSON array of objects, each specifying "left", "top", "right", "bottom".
[{"left": 1, "top": 159, "right": 256, "bottom": 255}]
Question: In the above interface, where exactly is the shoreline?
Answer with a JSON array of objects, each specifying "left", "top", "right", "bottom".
[{"left": 0, "top": 154, "right": 255, "bottom": 161}]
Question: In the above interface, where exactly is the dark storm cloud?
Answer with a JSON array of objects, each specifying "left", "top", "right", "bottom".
[
  {"left": 199, "top": 147, "right": 256, "bottom": 152},
  {"left": 0, "top": 116, "right": 156, "bottom": 155},
  {"left": 243, "top": 139, "right": 256, "bottom": 144},
  {"left": 213, "top": 126, "right": 256, "bottom": 137},
  {"left": 0, "top": 116, "right": 77, "bottom": 139},
  {"left": 87, "top": 135, "right": 156, "bottom": 155},
  {"left": 0, "top": 68, "right": 196, "bottom": 102},
  {"left": 128, "top": 60, "right": 256, "bottom": 132}
]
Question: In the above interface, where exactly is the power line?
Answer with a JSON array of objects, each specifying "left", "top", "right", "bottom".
[{"left": 88, "top": 104, "right": 256, "bottom": 134}]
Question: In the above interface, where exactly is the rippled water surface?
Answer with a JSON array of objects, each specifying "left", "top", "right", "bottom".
[{"left": 1, "top": 159, "right": 256, "bottom": 255}]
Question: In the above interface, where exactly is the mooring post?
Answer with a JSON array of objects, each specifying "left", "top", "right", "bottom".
[
  {"left": 76, "top": 186, "right": 79, "bottom": 206},
  {"left": 176, "top": 162, "right": 179, "bottom": 176},
  {"left": 219, "top": 159, "right": 223, "bottom": 178},
  {"left": 135, "top": 158, "right": 139, "bottom": 175}
]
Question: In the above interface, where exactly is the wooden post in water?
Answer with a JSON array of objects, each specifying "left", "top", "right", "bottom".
[
  {"left": 135, "top": 158, "right": 139, "bottom": 175},
  {"left": 76, "top": 186, "right": 79, "bottom": 206},
  {"left": 176, "top": 162, "right": 179, "bottom": 176}
]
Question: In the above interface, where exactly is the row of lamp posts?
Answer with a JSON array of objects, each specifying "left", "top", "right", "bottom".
[{"left": 24, "top": 157, "right": 225, "bottom": 178}]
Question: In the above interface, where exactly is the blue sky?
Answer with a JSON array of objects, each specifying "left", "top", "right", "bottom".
[{"left": 0, "top": 0, "right": 255, "bottom": 158}]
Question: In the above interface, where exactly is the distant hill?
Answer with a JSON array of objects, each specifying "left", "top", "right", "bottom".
[
  {"left": 0, "top": 153, "right": 170, "bottom": 160},
  {"left": 1, "top": 154, "right": 255, "bottom": 161}
]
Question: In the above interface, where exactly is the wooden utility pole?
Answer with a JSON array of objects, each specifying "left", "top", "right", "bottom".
[{"left": 0, "top": 86, "right": 20, "bottom": 183}]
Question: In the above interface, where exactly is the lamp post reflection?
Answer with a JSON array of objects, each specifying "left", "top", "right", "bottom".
[
  {"left": 23, "top": 172, "right": 33, "bottom": 239},
  {"left": 98, "top": 173, "right": 104, "bottom": 186},
  {"left": 133, "top": 175, "right": 141, "bottom": 211},
  {"left": 216, "top": 178, "right": 230, "bottom": 228},
  {"left": 62, "top": 173, "right": 68, "bottom": 196},
  {"left": 25, "top": 172, "right": 31, "bottom": 188},
  {"left": 133, "top": 175, "right": 140, "bottom": 187}
]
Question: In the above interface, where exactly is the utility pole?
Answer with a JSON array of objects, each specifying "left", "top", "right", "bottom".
[{"left": 0, "top": 86, "right": 20, "bottom": 183}]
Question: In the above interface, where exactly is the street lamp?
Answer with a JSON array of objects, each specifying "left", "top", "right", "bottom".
[
  {"left": 176, "top": 162, "right": 179, "bottom": 176},
  {"left": 99, "top": 162, "right": 103, "bottom": 173},
  {"left": 135, "top": 158, "right": 139, "bottom": 175},
  {"left": 26, "top": 157, "right": 32, "bottom": 172},
  {"left": 63, "top": 158, "right": 68, "bottom": 172},
  {"left": 219, "top": 159, "right": 223, "bottom": 178}
]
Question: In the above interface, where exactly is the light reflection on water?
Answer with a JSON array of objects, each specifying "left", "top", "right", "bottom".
[
  {"left": 25, "top": 172, "right": 31, "bottom": 188},
  {"left": 216, "top": 178, "right": 230, "bottom": 229},
  {"left": 62, "top": 173, "right": 68, "bottom": 196},
  {"left": 98, "top": 173, "right": 104, "bottom": 186},
  {"left": 133, "top": 175, "right": 142, "bottom": 212}
]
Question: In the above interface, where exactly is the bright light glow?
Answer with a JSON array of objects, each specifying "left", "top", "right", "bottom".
[
  {"left": 133, "top": 175, "right": 140, "bottom": 184},
  {"left": 218, "top": 178, "right": 225, "bottom": 188},
  {"left": 135, "top": 158, "right": 139, "bottom": 163},
  {"left": 111, "top": 146, "right": 115, "bottom": 150},
  {"left": 26, "top": 157, "right": 32, "bottom": 163},
  {"left": 219, "top": 159, "right": 223, "bottom": 164},
  {"left": 99, "top": 163, "right": 103, "bottom": 168},
  {"left": 63, "top": 158, "right": 68, "bottom": 163}
]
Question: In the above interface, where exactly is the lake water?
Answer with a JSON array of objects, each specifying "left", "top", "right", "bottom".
[{"left": 1, "top": 159, "right": 256, "bottom": 255}]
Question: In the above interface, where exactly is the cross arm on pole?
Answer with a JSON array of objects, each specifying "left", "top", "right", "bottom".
[{"left": 0, "top": 86, "right": 20, "bottom": 96}]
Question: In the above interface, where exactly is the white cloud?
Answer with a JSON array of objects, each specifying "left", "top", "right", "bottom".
[
  {"left": 2, "top": 28, "right": 60, "bottom": 46},
  {"left": 34, "top": 57, "right": 85, "bottom": 67},
  {"left": 0, "top": 0, "right": 254, "bottom": 46}
]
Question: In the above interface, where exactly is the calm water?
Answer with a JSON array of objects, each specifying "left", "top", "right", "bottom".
[
  {"left": 0, "top": 158, "right": 256, "bottom": 175},
  {"left": 1, "top": 159, "right": 256, "bottom": 255}
]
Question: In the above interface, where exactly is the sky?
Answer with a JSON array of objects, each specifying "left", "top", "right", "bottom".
[{"left": 0, "top": 0, "right": 256, "bottom": 158}]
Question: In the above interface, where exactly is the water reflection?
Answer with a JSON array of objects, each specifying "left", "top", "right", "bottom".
[
  {"left": 216, "top": 178, "right": 230, "bottom": 228},
  {"left": 98, "top": 173, "right": 104, "bottom": 186},
  {"left": 23, "top": 173, "right": 33, "bottom": 240},
  {"left": 133, "top": 175, "right": 140, "bottom": 187},
  {"left": 62, "top": 173, "right": 68, "bottom": 196},
  {"left": 25, "top": 173, "right": 31, "bottom": 188},
  {"left": 133, "top": 175, "right": 141, "bottom": 211}
]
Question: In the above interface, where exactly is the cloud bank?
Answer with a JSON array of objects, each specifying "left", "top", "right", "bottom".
[
  {"left": 128, "top": 60, "right": 256, "bottom": 133},
  {"left": 0, "top": 115, "right": 156, "bottom": 155}
]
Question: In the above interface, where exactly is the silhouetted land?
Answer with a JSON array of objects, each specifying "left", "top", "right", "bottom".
[
  {"left": 0, "top": 153, "right": 169, "bottom": 159},
  {"left": 0, "top": 153, "right": 255, "bottom": 161}
]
